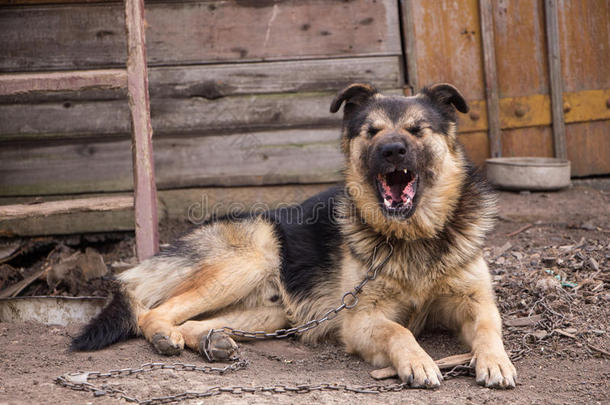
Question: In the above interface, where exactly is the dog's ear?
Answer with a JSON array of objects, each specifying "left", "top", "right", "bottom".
[
  {"left": 330, "top": 83, "right": 378, "bottom": 114},
  {"left": 423, "top": 83, "right": 469, "bottom": 114}
]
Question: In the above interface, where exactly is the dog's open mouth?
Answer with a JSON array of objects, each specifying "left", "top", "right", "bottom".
[{"left": 376, "top": 169, "right": 418, "bottom": 215}]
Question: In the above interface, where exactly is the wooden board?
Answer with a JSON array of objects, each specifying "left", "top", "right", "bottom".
[
  {"left": 500, "top": 126, "right": 554, "bottom": 159},
  {"left": 0, "top": 87, "right": 405, "bottom": 140},
  {"left": 125, "top": 0, "right": 159, "bottom": 260},
  {"left": 479, "top": 0, "right": 501, "bottom": 157},
  {"left": 0, "top": 69, "right": 126, "bottom": 97},
  {"left": 0, "top": 57, "right": 403, "bottom": 103},
  {"left": 457, "top": 131, "right": 489, "bottom": 167},
  {"left": 492, "top": 0, "right": 549, "bottom": 97},
  {"left": 566, "top": 121, "right": 610, "bottom": 177},
  {"left": 0, "top": 196, "right": 132, "bottom": 220},
  {"left": 555, "top": 0, "right": 610, "bottom": 175},
  {"left": 0, "top": 184, "right": 333, "bottom": 236},
  {"left": 408, "top": 0, "right": 484, "bottom": 100},
  {"left": 0, "top": 128, "right": 345, "bottom": 196},
  {"left": 0, "top": 0, "right": 401, "bottom": 72},
  {"left": 557, "top": 0, "right": 610, "bottom": 92},
  {"left": 0, "top": 92, "right": 341, "bottom": 139}
]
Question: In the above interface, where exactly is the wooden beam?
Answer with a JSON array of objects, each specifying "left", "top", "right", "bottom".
[
  {"left": 0, "top": 184, "right": 332, "bottom": 236},
  {"left": 399, "top": 0, "right": 418, "bottom": 94},
  {"left": 0, "top": 0, "right": 401, "bottom": 72},
  {"left": 125, "top": 0, "right": 158, "bottom": 261},
  {"left": 0, "top": 196, "right": 132, "bottom": 221},
  {"left": 0, "top": 69, "right": 126, "bottom": 96},
  {"left": 544, "top": 0, "right": 567, "bottom": 159},
  {"left": 479, "top": 0, "right": 502, "bottom": 157},
  {"left": 0, "top": 57, "right": 403, "bottom": 103}
]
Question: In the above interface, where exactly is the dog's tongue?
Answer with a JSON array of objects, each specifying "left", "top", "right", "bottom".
[{"left": 379, "top": 171, "right": 416, "bottom": 209}]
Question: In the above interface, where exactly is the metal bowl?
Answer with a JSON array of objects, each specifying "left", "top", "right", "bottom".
[{"left": 485, "top": 157, "right": 571, "bottom": 191}]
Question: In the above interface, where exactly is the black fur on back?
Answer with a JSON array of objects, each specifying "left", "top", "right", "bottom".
[
  {"left": 70, "top": 287, "right": 137, "bottom": 351},
  {"left": 271, "top": 185, "right": 345, "bottom": 300}
]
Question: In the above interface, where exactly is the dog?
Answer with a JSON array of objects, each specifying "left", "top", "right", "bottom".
[{"left": 72, "top": 83, "right": 517, "bottom": 389}]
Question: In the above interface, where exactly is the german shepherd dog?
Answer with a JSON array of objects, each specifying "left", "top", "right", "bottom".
[{"left": 72, "top": 83, "right": 517, "bottom": 389}]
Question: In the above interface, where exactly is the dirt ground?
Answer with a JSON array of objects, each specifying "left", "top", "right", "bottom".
[{"left": 0, "top": 179, "right": 608, "bottom": 404}]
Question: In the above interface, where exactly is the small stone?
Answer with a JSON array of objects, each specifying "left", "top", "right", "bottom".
[
  {"left": 512, "top": 251, "right": 524, "bottom": 260},
  {"left": 532, "top": 330, "right": 548, "bottom": 339},
  {"left": 93, "top": 390, "right": 106, "bottom": 397},
  {"left": 563, "top": 328, "right": 578, "bottom": 334}
]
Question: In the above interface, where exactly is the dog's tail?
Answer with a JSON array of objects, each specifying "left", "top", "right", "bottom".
[{"left": 70, "top": 288, "right": 138, "bottom": 351}]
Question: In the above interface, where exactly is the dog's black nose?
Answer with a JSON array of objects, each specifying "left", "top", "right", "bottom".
[{"left": 380, "top": 142, "right": 407, "bottom": 164}]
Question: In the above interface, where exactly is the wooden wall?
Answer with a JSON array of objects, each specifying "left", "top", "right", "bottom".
[
  {"left": 0, "top": 0, "right": 404, "bottom": 198},
  {"left": 403, "top": 0, "right": 610, "bottom": 176},
  {"left": 0, "top": 0, "right": 609, "bottom": 235}
]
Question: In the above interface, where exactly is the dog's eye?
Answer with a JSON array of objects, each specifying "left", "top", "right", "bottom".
[
  {"left": 406, "top": 126, "right": 423, "bottom": 137},
  {"left": 367, "top": 127, "right": 381, "bottom": 138}
]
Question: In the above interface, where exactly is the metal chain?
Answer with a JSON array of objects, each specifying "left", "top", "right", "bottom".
[
  {"left": 54, "top": 240, "right": 474, "bottom": 403},
  {"left": 203, "top": 240, "right": 394, "bottom": 360}
]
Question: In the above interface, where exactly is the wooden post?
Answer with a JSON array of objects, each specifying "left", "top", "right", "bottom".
[
  {"left": 479, "top": 0, "right": 501, "bottom": 158},
  {"left": 125, "top": 0, "right": 159, "bottom": 261},
  {"left": 544, "top": 0, "right": 567, "bottom": 160},
  {"left": 399, "top": 0, "right": 418, "bottom": 95}
]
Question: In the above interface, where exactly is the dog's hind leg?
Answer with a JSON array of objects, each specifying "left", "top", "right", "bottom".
[
  {"left": 137, "top": 260, "right": 278, "bottom": 355},
  {"left": 120, "top": 217, "right": 281, "bottom": 355},
  {"left": 178, "top": 305, "right": 288, "bottom": 360}
]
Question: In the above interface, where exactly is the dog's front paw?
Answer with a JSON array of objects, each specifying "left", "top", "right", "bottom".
[
  {"left": 470, "top": 350, "right": 516, "bottom": 389},
  {"left": 396, "top": 350, "right": 443, "bottom": 389},
  {"left": 151, "top": 330, "right": 184, "bottom": 356},
  {"left": 199, "top": 331, "right": 239, "bottom": 362}
]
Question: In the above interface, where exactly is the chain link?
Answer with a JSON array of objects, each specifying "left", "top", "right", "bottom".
[
  {"left": 55, "top": 240, "right": 475, "bottom": 403},
  {"left": 203, "top": 240, "right": 394, "bottom": 358}
]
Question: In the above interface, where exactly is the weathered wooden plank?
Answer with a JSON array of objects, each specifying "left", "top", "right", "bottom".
[
  {"left": 0, "top": 92, "right": 341, "bottom": 139},
  {"left": 500, "top": 126, "right": 554, "bottom": 159},
  {"left": 0, "top": 204, "right": 136, "bottom": 237},
  {"left": 492, "top": 0, "right": 549, "bottom": 97},
  {"left": 0, "top": 184, "right": 332, "bottom": 236},
  {"left": 2, "top": 89, "right": 606, "bottom": 141},
  {"left": 457, "top": 131, "right": 489, "bottom": 167},
  {"left": 125, "top": 0, "right": 158, "bottom": 260},
  {"left": 554, "top": 0, "right": 610, "bottom": 176},
  {"left": 0, "top": 0, "right": 401, "bottom": 72},
  {"left": 556, "top": 0, "right": 610, "bottom": 92},
  {"left": 0, "top": 128, "right": 345, "bottom": 196},
  {"left": 0, "top": 69, "right": 126, "bottom": 97},
  {"left": 0, "top": 196, "right": 132, "bottom": 221},
  {"left": 148, "top": 57, "right": 402, "bottom": 98},
  {"left": 0, "top": 57, "right": 403, "bottom": 103},
  {"left": 566, "top": 120, "right": 610, "bottom": 177},
  {"left": 409, "top": 0, "right": 484, "bottom": 100},
  {"left": 479, "top": 0, "right": 501, "bottom": 158},
  {"left": 544, "top": 0, "right": 567, "bottom": 159}
]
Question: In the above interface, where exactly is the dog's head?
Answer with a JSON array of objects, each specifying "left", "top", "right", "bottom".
[{"left": 331, "top": 83, "right": 470, "bottom": 238}]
